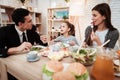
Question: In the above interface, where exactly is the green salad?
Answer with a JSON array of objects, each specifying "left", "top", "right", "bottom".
[
  {"left": 30, "top": 46, "right": 43, "bottom": 52},
  {"left": 72, "top": 48, "right": 96, "bottom": 66}
]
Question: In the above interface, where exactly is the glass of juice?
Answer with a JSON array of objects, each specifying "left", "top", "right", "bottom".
[{"left": 91, "top": 47, "right": 115, "bottom": 80}]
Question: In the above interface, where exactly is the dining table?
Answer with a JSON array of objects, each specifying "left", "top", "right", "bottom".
[{"left": 0, "top": 52, "right": 120, "bottom": 80}]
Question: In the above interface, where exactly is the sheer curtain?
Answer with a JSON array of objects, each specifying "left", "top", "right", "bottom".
[
  {"left": 69, "top": 0, "right": 85, "bottom": 45},
  {"left": 69, "top": 16, "right": 81, "bottom": 45}
]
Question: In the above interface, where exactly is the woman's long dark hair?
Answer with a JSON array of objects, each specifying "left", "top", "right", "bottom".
[
  {"left": 86, "top": 3, "right": 116, "bottom": 46},
  {"left": 92, "top": 3, "right": 116, "bottom": 31}
]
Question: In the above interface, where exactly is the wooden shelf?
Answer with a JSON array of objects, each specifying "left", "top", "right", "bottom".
[
  {"left": 47, "top": 7, "right": 69, "bottom": 40},
  {"left": 48, "top": 19, "right": 69, "bottom": 22},
  {"left": 48, "top": 7, "right": 69, "bottom": 10},
  {"left": 0, "top": 5, "right": 14, "bottom": 9},
  {"left": 0, "top": 5, "right": 15, "bottom": 27},
  {"left": 0, "top": 5, "right": 42, "bottom": 34},
  {"left": 31, "top": 12, "right": 42, "bottom": 34},
  {"left": 1, "top": 22, "right": 14, "bottom": 24}
]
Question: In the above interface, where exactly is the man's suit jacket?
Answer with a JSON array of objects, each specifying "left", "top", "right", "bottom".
[{"left": 0, "top": 25, "right": 47, "bottom": 57}]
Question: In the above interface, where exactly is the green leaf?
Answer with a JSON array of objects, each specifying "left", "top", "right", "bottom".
[
  {"left": 75, "top": 71, "right": 89, "bottom": 80},
  {"left": 42, "top": 65, "right": 54, "bottom": 76}
]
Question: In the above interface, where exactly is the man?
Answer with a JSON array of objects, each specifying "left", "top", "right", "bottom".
[{"left": 0, "top": 8, "right": 47, "bottom": 58}]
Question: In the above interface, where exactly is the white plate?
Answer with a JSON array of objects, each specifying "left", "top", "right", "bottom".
[
  {"left": 42, "top": 63, "right": 90, "bottom": 80},
  {"left": 32, "top": 45, "right": 46, "bottom": 48},
  {"left": 114, "top": 72, "right": 120, "bottom": 77},
  {"left": 114, "top": 59, "right": 120, "bottom": 66},
  {"left": 43, "top": 73, "right": 90, "bottom": 80},
  {"left": 31, "top": 45, "right": 46, "bottom": 52},
  {"left": 43, "top": 74, "right": 51, "bottom": 80},
  {"left": 42, "top": 63, "right": 69, "bottom": 80},
  {"left": 113, "top": 59, "right": 120, "bottom": 77}
]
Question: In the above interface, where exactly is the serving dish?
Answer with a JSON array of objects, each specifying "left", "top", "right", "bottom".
[
  {"left": 71, "top": 48, "right": 96, "bottom": 66},
  {"left": 42, "top": 63, "right": 90, "bottom": 80}
]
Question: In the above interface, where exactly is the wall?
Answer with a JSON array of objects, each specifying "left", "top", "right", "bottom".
[
  {"left": 37, "top": 0, "right": 51, "bottom": 34},
  {"left": 0, "top": 0, "right": 120, "bottom": 37},
  {"left": 0, "top": 0, "right": 39, "bottom": 10},
  {"left": 37, "top": 0, "right": 68, "bottom": 34},
  {"left": 0, "top": 0, "right": 22, "bottom": 8},
  {"left": 110, "top": 0, "right": 120, "bottom": 30}
]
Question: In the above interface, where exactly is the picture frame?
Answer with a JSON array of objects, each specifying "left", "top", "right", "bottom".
[{"left": 54, "top": 10, "right": 69, "bottom": 19}]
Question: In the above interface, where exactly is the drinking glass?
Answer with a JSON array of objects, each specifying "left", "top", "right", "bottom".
[{"left": 91, "top": 47, "right": 115, "bottom": 80}]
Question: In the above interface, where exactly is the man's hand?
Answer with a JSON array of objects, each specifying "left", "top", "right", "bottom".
[
  {"left": 17, "top": 42, "right": 32, "bottom": 53},
  {"left": 40, "top": 35, "right": 48, "bottom": 44},
  {"left": 8, "top": 42, "right": 32, "bottom": 55}
]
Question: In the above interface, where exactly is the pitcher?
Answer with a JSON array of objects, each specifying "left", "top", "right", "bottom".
[{"left": 91, "top": 47, "right": 115, "bottom": 80}]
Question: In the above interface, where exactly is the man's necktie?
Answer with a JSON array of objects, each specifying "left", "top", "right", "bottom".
[{"left": 22, "top": 32, "right": 27, "bottom": 42}]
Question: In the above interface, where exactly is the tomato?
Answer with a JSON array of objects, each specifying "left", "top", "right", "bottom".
[{"left": 117, "top": 50, "right": 120, "bottom": 57}]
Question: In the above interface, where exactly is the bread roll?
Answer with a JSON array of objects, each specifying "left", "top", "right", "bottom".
[
  {"left": 46, "top": 60, "right": 63, "bottom": 72},
  {"left": 67, "top": 62, "right": 86, "bottom": 76},
  {"left": 52, "top": 71, "right": 75, "bottom": 80}
]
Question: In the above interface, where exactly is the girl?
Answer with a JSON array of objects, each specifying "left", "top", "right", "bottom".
[{"left": 54, "top": 21, "right": 79, "bottom": 46}]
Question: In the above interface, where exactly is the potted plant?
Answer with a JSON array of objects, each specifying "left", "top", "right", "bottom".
[
  {"left": 63, "top": 15, "right": 68, "bottom": 20},
  {"left": 64, "top": 0, "right": 70, "bottom": 3},
  {"left": 64, "top": 0, "right": 70, "bottom": 6},
  {"left": 19, "top": 0, "right": 26, "bottom": 6}
]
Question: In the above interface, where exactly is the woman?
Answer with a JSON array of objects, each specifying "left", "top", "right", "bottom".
[{"left": 84, "top": 3, "right": 119, "bottom": 48}]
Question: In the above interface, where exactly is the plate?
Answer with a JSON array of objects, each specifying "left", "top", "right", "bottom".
[
  {"left": 114, "top": 59, "right": 120, "bottom": 66},
  {"left": 43, "top": 73, "right": 90, "bottom": 80},
  {"left": 32, "top": 45, "right": 46, "bottom": 48},
  {"left": 42, "top": 63, "right": 90, "bottom": 80},
  {"left": 114, "top": 72, "right": 120, "bottom": 77},
  {"left": 113, "top": 59, "right": 120, "bottom": 77},
  {"left": 42, "top": 63, "right": 69, "bottom": 80},
  {"left": 43, "top": 74, "right": 90, "bottom": 80},
  {"left": 31, "top": 45, "right": 45, "bottom": 51}
]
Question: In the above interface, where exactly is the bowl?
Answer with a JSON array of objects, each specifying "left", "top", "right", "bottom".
[{"left": 71, "top": 48, "right": 96, "bottom": 66}]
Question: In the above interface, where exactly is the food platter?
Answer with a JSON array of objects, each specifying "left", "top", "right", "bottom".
[
  {"left": 42, "top": 63, "right": 70, "bottom": 80},
  {"left": 47, "top": 51, "right": 65, "bottom": 60},
  {"left": 42, "top": 63, "right": 90, "bottom": 80}
]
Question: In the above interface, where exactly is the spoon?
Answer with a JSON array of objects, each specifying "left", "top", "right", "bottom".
[
  {"left": 76, "top": 38, "right": 85, "bottom": 54},
  {"left": 100, "top": 39, "right": 110, "bottom": 47}
]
